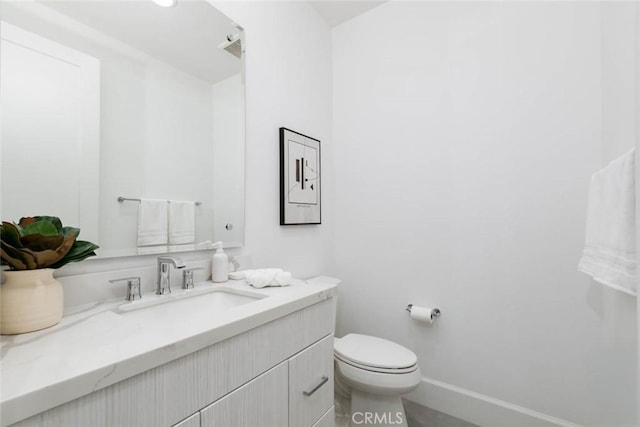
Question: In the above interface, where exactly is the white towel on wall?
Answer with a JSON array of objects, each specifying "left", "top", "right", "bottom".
[
  {"left": 169, "top": 200, "right": 196, "bottom": 245},
  {"left": 578, "top": 149, "right": 637, "bottom": 296},
  {"left": 137, "top": 199, "right": 168, "bottom": 246}
]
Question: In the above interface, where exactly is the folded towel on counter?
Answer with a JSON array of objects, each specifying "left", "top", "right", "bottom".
[
  {"left": 229, "top": 268, "right": 293, "bottom": 288},
  {"left": 137, "top": 199, "right": 168, "bottom": 246},
  {"left": 578, "top": 149, "right": 637, "bottom": 296},
  {"left": 169, "top": 200, "right": 196, "bottom": 244}
]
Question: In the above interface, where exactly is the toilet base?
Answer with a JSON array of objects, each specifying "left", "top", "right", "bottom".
[{"left": 349, "top": 389, "right": 408, "bottom": 427}]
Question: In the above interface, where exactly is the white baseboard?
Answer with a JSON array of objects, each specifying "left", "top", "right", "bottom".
[{"left": 404, "top": 377, "right": 582, "bottom": 427}]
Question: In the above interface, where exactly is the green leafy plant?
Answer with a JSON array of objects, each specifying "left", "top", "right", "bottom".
[{"left": 1, "top": 216, "right": 98, "bottom": 270}]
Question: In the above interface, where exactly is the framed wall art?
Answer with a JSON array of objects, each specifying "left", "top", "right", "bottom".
[{"left": 280, "top": 127, "right": 321, "bottom": 225}]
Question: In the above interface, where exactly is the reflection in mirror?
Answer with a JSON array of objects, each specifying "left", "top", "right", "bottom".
[{"left": 0, "top": 0, "right": 245, "bottom": 259}]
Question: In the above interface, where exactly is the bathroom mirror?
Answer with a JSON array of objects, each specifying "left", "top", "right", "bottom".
[{"left": 0, "top": 0, "right": 245, "bottom": 258}]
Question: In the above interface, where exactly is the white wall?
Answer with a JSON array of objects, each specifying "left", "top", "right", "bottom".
[
  {"left": 332, "top": 2, "right": 637, "bottom": 426},
  {"left": 212, "top": 1, "right": 333, "bottom": 278},
  {"left": 602, "top": 2, "right": 637, "bottom": 162},
  {"left": 635, "top": 0, "right": 640, "bottom": 420},
  {"left": 636, "top": 2, "right": 640, "bottom": 422}
]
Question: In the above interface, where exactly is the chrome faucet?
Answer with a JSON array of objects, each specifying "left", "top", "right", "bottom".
[{"left": 156, "top": 256, "right": 186, "bottom": 295}]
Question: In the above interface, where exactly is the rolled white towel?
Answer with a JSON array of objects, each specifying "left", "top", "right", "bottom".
[
  {"left": 229, "top": 268, "right": 293, "bottom": 288},
  {"left": 273, "top": 271, "right": 292, "bottom": 287}
]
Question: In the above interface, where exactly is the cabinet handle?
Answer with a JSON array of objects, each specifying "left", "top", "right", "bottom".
[{"left": 303, "top": 375, "right": 329, "bottom": 397}]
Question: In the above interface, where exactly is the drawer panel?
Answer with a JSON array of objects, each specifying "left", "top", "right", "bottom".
[
  {"left": 200, "top": 362, "right": 288, "bottom": 427},
  {"left": 289, "top": 334, "right": 334, "bottom": 427},
  {"left": 172, "top": 412, "right": 199, "bottom": 427}
]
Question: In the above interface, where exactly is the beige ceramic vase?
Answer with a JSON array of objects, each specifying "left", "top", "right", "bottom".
[{"left": 1, "top": 269, "right": 63, "bottom": 335}]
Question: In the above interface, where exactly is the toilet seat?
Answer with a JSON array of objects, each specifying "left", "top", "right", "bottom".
[
  {"left": 335, "top": 353, "right": 418, "bottom": 374},
  {"left": 334, "top": 334, "right": 418, "bottom": 374}
]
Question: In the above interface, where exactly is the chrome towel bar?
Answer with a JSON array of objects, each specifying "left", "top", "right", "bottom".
[{"left": 117, "top": 196, "right": 202, "bottom": 206}]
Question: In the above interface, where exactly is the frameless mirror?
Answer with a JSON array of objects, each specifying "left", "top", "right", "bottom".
[{"left": 0, "top": 0, "right": 245, "bottom": 258}]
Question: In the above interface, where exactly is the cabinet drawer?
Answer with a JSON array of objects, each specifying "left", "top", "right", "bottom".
[
  {"left": 172, "top": 412, "right": 199, "bottom": 427},
  {"left": 289, "top": 334, "right": 334, "bottom": 427},
  {"left": 312, "top": 407, "right": 335, "bottom": 427},
  {"left": 201, "top": 361, "right": 288, "bottom": 427}
]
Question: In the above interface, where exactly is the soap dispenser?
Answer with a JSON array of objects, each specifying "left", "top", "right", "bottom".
[{"left": 211, "top": 241, "right": 228, "bottom": 283}]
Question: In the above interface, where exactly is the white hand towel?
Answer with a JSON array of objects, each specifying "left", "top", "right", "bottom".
[
  {"left": 169, "top": 200, "right": 196, "bottom": 245},
  {"left": 229, "top": 269, "right": 293, "bottom": 288},
  {"left": 578, "top": 149, "right": 637, "bottom": 296},
  {"left": 136, "top": 245, "right": 167, "bottom": 255},
  {"left": 137, "top": 199, "right": 168, "bottom": 247}
]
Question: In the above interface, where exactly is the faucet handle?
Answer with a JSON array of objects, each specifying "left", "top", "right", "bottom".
[
  {"left": 109, "top": 276, "right": 142, "bottom": 301},
  {"left": 182, "top": 268, "right": 204, "bottom": 289}
]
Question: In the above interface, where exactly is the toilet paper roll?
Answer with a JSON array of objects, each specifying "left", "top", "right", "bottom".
[{"left": 410, "top": 306, "right": 435, "bottom": 324}]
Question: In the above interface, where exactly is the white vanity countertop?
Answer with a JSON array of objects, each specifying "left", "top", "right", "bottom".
[{"left": 0, "top": 276, "right": 338, "bottom": 426}]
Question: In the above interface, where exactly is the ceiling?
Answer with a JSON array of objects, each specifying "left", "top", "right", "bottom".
[
  {"left": 41, "top": 0, "right": 241, "bottom": 85},
  {"left": 308, "top": 1, "right": 385, "bottom": 27},
  {"left": 38, "top": 0, "right": 383, "bottom": 83}
]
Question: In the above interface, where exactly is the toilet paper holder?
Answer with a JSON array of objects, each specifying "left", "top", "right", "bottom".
[{"left": 406, "top": 304, "right": 441, "bottom": 319}]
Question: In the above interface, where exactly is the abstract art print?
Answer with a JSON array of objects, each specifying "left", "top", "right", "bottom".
[{"left": 280, "top": 127, "right": 321, "bottom": 225}]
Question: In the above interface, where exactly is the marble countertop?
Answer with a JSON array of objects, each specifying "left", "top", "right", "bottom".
[{"left": 0, "top": 276, "right": 338, "bottom": 426}]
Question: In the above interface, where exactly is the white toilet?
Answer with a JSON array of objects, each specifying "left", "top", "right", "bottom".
[{"left": 334, "top": 334, "right": 421, "bottom": 427}]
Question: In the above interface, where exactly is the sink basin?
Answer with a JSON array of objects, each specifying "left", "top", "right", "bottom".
[{"left": 114, "top": 286, "right": 265, "bottom": 318}]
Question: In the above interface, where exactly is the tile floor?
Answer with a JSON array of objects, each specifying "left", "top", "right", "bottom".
[
  {"left": 403, "top": 399, "right": 479, "bottom": 427},
  {"left": 335, "top": 398, "right": 478, "bottom": 427}
]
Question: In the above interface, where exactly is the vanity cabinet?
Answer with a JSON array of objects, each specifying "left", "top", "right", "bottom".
[{"left": 11, "top": 298, "right": 336, "bottom": 427}]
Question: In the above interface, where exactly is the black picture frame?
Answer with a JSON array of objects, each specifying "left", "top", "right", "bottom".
[{"left": 279, "top": 127, "right": 321, "bottom": 225}]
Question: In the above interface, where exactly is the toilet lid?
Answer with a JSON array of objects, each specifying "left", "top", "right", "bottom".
[{"left": 334, "top": 334, "right": 417, "bottom": 370}]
